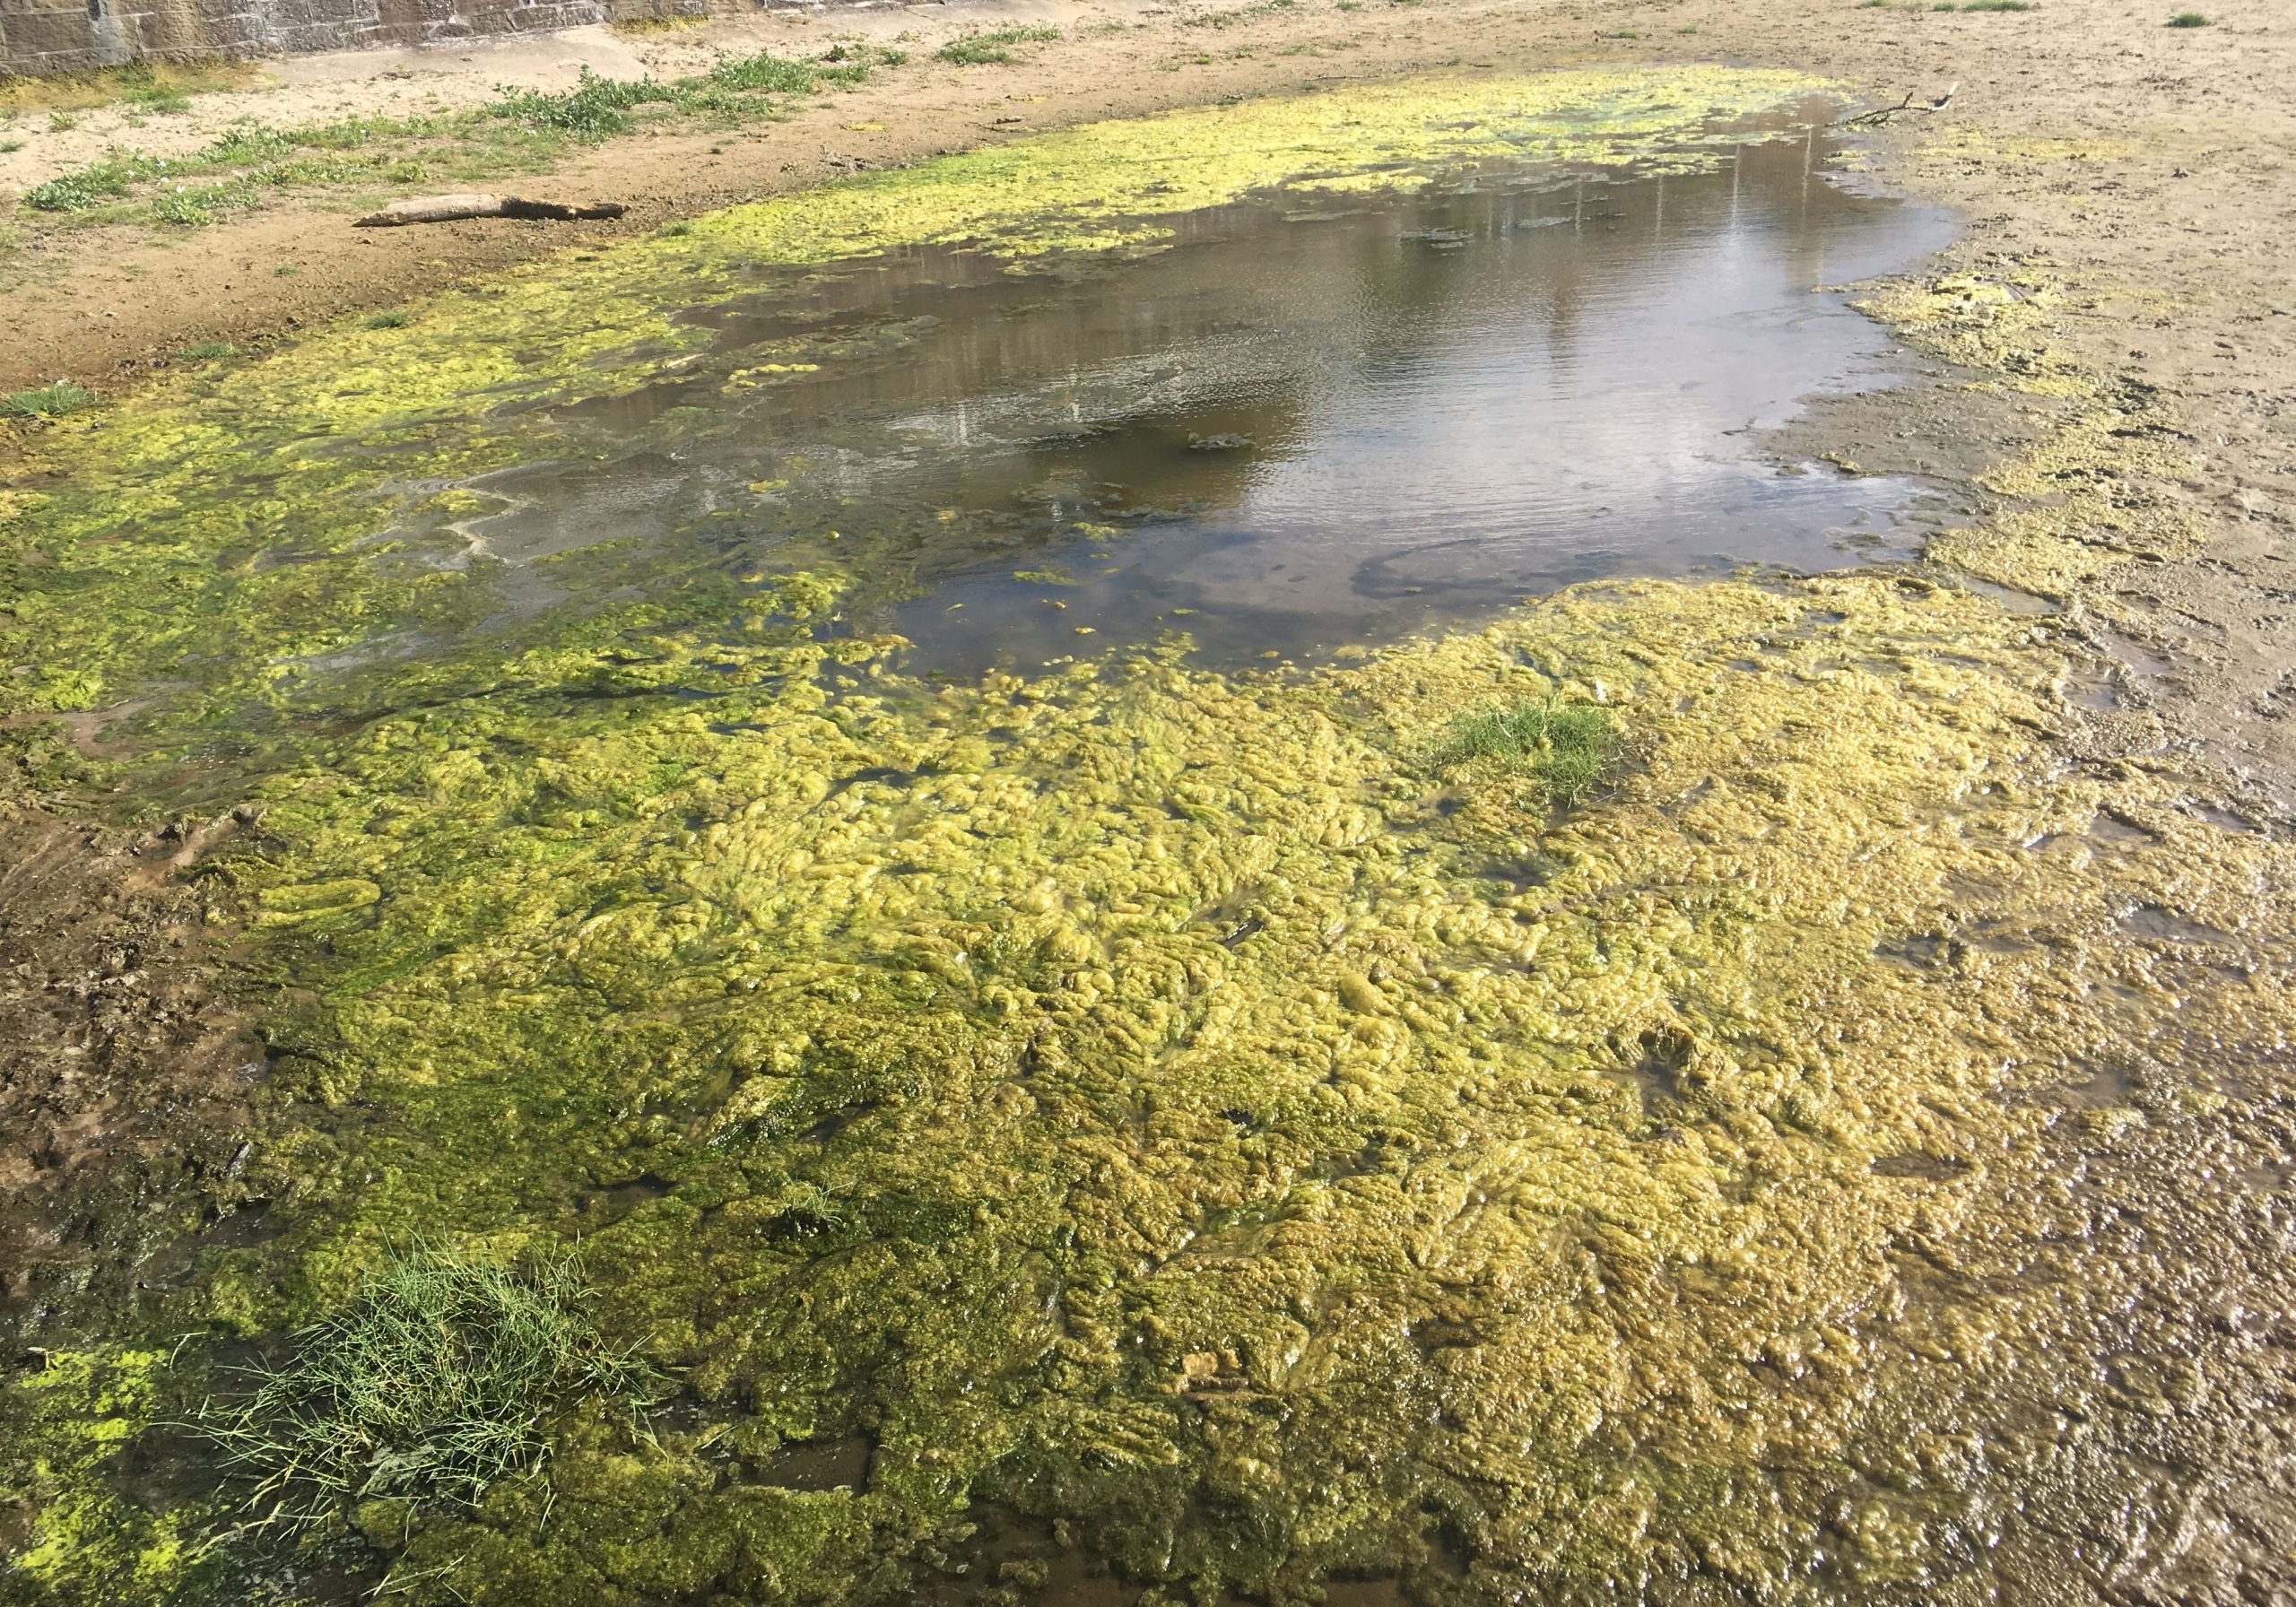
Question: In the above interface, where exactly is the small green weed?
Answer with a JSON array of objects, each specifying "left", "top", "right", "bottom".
[
  {"left": 152, "top": 178, "right": 261, "bottom": 225},
  {"left": 1, "top": 60, "right": 256, "bottom": 117},
  {"left": 2166, "top": 9, "right": 2210, "bottom": 22},
  {"left": 0, "top": 139, "right": 22, "bottom": 153},
  {"left": 191, "top": 1243, "right": 653, "bottom": 1531},
  {"left": 1181, "top": 0, "right": 1296, "bottom": 27},
  {"left": 361, "top": 309, "right": 412, "bottom": 330},
  {"left": 1960, "top": 1, "right": 2035, "bottom": 10},
  {"left": 183, "top": 341, "right": 238, "bottom": 360},
  {"left": 1432, "top": 694, "right": 1618, "bottom": 805},
  {"left": 612, "top": 11, "right": 712, "bottom": 35},
  {"left": 935, "top": 24, "right": 1060, "bottom": 65},
  {"left": 492, "top": 65, "right": 675, "bottom": 137},
  {"left": 2, "top": 379, "right": 99, "bottom": 420},
  {"left": 47, "top": 111, "right": 80, "bottom": 132},
  {"left": 700, "top": 48, "right": 818, "bottom": 95},
  {"left": 125, "top": 86, "right": 193, "bottom": 114},
  {"left": 23, "top": 150, "right": 169, "bottom": 211}
]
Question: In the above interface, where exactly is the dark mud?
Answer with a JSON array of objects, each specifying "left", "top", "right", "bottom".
[{"left": 0, "top": 797, "right": 262, "bottom": 1356}]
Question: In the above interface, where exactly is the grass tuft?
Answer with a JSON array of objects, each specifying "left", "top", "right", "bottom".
[
  {"left": 361, "top": 310, "right": 413, "bottom": 330},
  {"left": 1431, "top": 693, "right": 1617, "bottom": 806},
  {"left": 612, "top": 11, "right": 713, "bottom": 36},
  {"left": 190, "top": 1242, "right": 653, "bottom": 1533},
  {"left": 1180, "top": 0, "right": 1296, "bottom": 27},
  {"left": 935, "top": 25, "right": 1061, "bottom": 65},
  {"left": 0, "top": 60, "right": 256, "bottom": 117},
  {"left": 2, "top": 379, "right": 99, "bottom": 420},
  {"left": 1959, "top": 1, "right": 2037, "bottom": 10},
  {"left": 183, "top": 341, "right": 238, "bottom": 360},
  {"left": 491, "top": 64, "right": 677, "bottom": 137},
  {"left": 2166, "top": 9, "right": 2209, "bottom": 22}
]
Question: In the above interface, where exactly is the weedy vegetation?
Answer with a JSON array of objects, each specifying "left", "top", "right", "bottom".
[
  {"left": 360, "top": 310, "right": 413, "bottom": 330},
  {"left": 1180, "top": 0, "right": 1298, "bottom": 28},
  {"left": 10, "top": 45, "right": 894, "bottom": 230},
  {"left": 1431, "top": 694, "right": 1618, "bottom": 805},
  {"left": 611, "top": 11, "right": 713, "bottom": 36},
  {"left": 0, "top": 60, "right": 257, "bottom": 117},
  {"left": 190, "top": 1244, "right": 653, "bottom": 1533},
  {"left": 2166, "top": 10, "right": 2210, "bottom": 22},
  {"left": 1, "top": 379, "right": 99, "bottom": 420},
  {"left": 935, "top": 24, "right": 1062, "bottom": 64}
]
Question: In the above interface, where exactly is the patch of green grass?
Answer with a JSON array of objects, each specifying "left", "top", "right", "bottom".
[
  {"left": 125, "top": 86, "right": 193, "bottom": 114},
  {"left": 361, "top": 309, "right": 413, "bottom": 330},
  {"left": 0, "top": 139, "right": 22, "bottom": 153},
  {"left": 1181, "top": 0, "right": 1296, "bottom": 27},
  {"left": 46, "top": 111, "right": 81, "bottom": 132},
  {"left": 1431, "top": 694, "right": 1618, "bottom": 805},
  {"left": 2, "top": 379, "right": 99, "bottom": 420},
  {"left": 12, "top": 43, "right": 891, "bottom": 231},
  {"left": 935, "top": 24, "right": 1060, "bottom": 65},
  {"left": 183, "top": 341, "right": 238, "bottom": 360},
  {"left": 23, "top": 148, "right": 180, "bottom": 212},
  {"left": 1960, "top": 1, "right": 2035, "bottom": 10},
  {"left": 190, "top": 1243, "right": 652, "bottom": 1531},
  {"left": 151, "top": 178, "right": 263, "bottom": 225},
  {"left": 611, "top": 11, "right": 712, "bottom": 36},
  {"left": 491, "top": 64, "right": 679, "bottom": 137},
  {"left": 0, "top": 60, "right": 258, "bottom": 117},
  {"left": 2166, "top": 9, "right": 2210, "bottom": 22}
]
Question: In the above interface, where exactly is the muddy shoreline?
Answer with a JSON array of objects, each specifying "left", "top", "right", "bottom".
[{"left": 5, "top": 0, "right": 2292, "bottom": 795}]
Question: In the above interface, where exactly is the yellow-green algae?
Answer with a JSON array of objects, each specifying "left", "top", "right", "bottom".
[
  {"left": 163, "top": 574, "right": 2296, "bottom": 1603},
  {"left": 1856, "top": 266, "right": 2205, "bottom": 600},
  {"left": 1, "top": 1351, "right": 190, "bottom": 1600},
  {"left": 6, "top": 70, "right": 2296, "bottom": 1607}
]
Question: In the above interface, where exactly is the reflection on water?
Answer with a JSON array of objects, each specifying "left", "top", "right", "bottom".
[{"left": 450, "top": 110, "right": 1952, "bottom": 673}]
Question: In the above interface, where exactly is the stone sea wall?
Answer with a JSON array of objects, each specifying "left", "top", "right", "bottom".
[{"left": 0, "top": 0, "right": 707, "bottom": 79}]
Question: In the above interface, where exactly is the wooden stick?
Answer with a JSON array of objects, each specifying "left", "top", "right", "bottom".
[
  {"left": 353, "top": 195, "right": 629, "bottom": 227},
  {"left": 1834, "top": 83, "right": 1959, "bottom": 127}
]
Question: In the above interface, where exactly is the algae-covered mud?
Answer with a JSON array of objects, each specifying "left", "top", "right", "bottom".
[{"left": 6, "top": 69, "right": 2296, "bottom": 1607}]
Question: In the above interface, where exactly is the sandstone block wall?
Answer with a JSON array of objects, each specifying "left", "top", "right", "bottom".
[{"left": 0, "top": 0, "right": 704, "bottom": 78}]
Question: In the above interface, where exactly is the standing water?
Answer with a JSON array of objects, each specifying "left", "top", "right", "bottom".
[{"left": 442, "top": 106, "right": 1950, "bottom": 674}]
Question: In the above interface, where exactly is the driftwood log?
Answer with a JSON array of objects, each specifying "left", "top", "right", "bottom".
[{"left": 353, "top": 195, "right": 629, "bottom": 227}]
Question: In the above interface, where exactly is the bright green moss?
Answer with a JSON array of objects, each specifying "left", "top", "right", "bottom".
[{"left": 1, "top": 1350, "right": 199, "bottom": 1602}]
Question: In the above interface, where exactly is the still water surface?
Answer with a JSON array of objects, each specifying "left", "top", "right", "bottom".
[{"left": 452, "top": 109, "right": 1952, "bottom": 674}]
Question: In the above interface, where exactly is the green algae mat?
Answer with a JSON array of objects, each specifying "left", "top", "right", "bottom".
[{"left": 6, "top": 68, "right": 2296, "bottom": 1607}]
